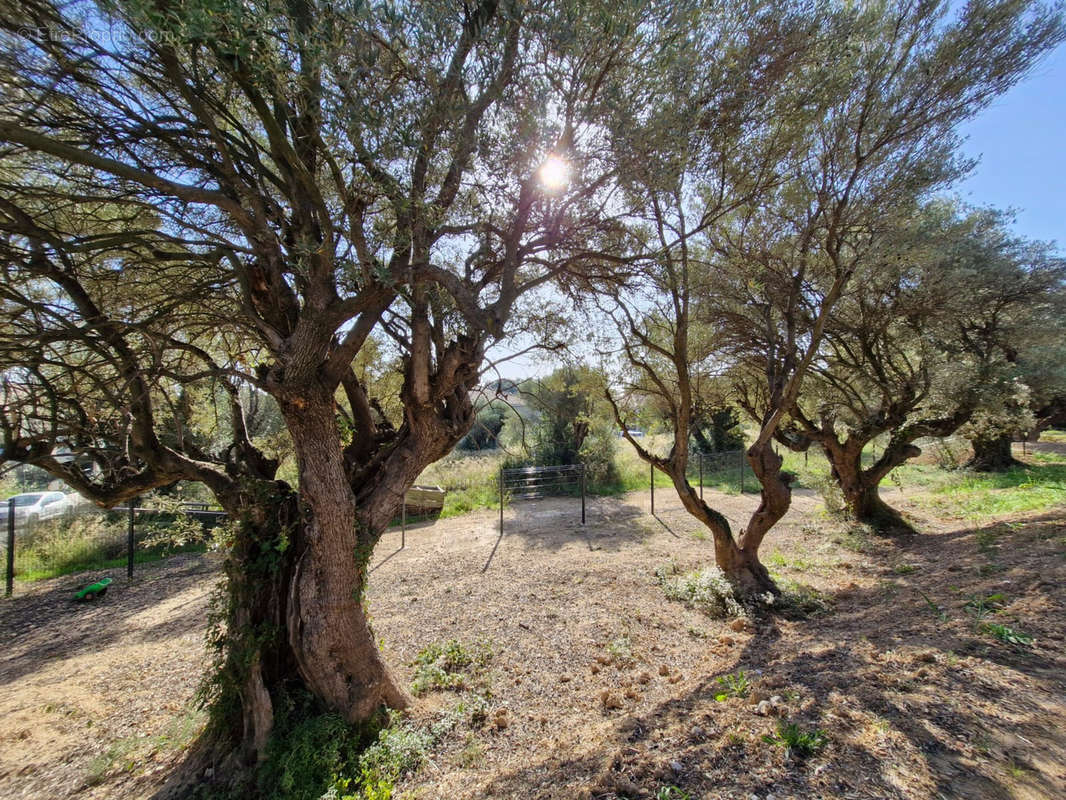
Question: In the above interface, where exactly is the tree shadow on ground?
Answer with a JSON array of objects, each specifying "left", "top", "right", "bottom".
[
  {"left": 0, "top": 552, "right": 218, "bottom": 687},
  {"left": 476, "top": 511, "right": 1066, "bottom": 799},
  {"left": 480, "top": 495, "right": 651, "bottom": 569}
]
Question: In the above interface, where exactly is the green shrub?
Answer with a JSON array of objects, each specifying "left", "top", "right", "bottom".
[
  {"left": 257, "top": 700, "right": 381, "bottom": 800},
  {"left": 810, "top": 473, "right": 846, "bottom": 517},
  {"left": 655, "top": 564, "right": 746, "bottom": 618},
  {"left": 256, "top": 694, "right": 440, "bottom": 800}
]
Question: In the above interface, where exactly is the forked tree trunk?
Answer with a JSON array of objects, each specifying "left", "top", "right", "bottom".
[
  {"left": 734, "top": 442, "right": 791, "bottom": 596},
  {"left": 667, "top": 442, "right": 784, "bottom": 600},
  {"left": 824, "top": 441, "right": 915, "bottom": 532},
  {"left": 202, "top": 393, "right": 417, "bottom": 781},
  {"left": 967, "top": 433, "right": 1020, "bottom": 472}
]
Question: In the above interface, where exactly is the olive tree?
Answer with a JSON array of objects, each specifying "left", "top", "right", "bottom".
[
  {"left": 600, "top": 0, "right": 1063, "bottom": 594},
  {"left": 0, "top": 0, "right": 659, "bottom": 769},
  {"left": 772, "top": 204, "right": 1065, "bottom": 528}
]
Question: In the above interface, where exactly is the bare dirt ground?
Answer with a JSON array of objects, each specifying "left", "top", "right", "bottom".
[{"left": 1, "top": 478, "right": 1064, "bottom": 800}]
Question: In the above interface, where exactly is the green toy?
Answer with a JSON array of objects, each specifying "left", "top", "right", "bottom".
[{"left": 74, "top": 577, "right": 113, "bottom": 601}]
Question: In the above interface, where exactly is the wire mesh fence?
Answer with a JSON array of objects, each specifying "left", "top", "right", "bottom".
[
  {"left": 687, "top": 449, "right": 754, "bottom": 496},
  {"left": 498, "top": 464, "right": 586, "bottom": 532},
  {"left": 2, "top": 498, "right": 224, "bottom": 596}
]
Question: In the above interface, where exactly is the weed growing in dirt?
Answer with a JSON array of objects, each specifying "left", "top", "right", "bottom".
[
  {"left": 655, "top": 564, "right": 746, "bottom": 618},
  {"left": 85, "top": 737, "right": 142, "bottom": 785},
  {"left": 714, "top": 671, "right": 751, "bottom": 701},
  {"left": 83, "top": 706, "right": 206, "bottom": 786},
  {"left": 656, "top": 787, "right": 693, "bottom": 800},
  {"left": 762, "top": 721, "right": 828, "bottom": 758},
  {"left": 965, "top": 593, "right": 1007, "bottom": 617},
  {"left": 811, "top": 472, "right": 847, "bottom": 516},
  {"left": 458, "top": 733, "right": 484, "bottom": 768},
  {"left": 975, "top": 527, "right": 1002, "bottom": 555},
  {"left": 349, "top": 721, "right": 434, "bottom": 798},
  {"left": 980, "top": 622, "right": 1034, "bottom": 647},
  {"left": 606, "top": 634, "right": 635, "bottom": 667},
  {"left": 411, "top": 639, "right": 492, "bottom": 696},
  {"left": 918, "top": 590, "right": 948, "bottom": 621},
  {"left": 830, "top": 522, "right": 875, "bottom": 554}
]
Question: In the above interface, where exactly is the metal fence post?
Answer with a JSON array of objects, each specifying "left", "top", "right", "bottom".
[
  {"left": 580, "top": 465, "right": 586, "bottom": 525},
  {"left": 5, "top": 498, "right": 14, "bottom": 597},
  {"left": 401, "top": 494, "right": 406, "bottom": 549},
  {"left": 499, "top": 467, "right": 504, "bottom": 534},
  {"left": 650, "top": 460, "right": 655, "bottom": 515},
  {"left": 698, "top": 452, "right": 704, "bottom": 500},
  {"left": 127, "top": 497, "right": 136, "bottom": 579}
]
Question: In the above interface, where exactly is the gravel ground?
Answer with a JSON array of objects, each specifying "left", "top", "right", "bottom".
[{"left": 0, "top": 482, "right": 1063, "bottom": 800}]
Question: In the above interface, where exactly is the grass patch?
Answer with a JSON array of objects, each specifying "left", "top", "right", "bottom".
[
  {"left": 771, "top": 577, "right": 833, "bottom": 618},
  {"left": 410, "top": 640, "right": 492, "bottom": 696},
  {"left": 84, "top": 707, "right": 205, "bottom": 786},
  {"left": 767, "top": 549, "right": 815, "bottom": 571},
  {"left": 828, "top": 522, "right": 875, "bottom": 554},
  {"left": 916, "top": 463, "right": 1066, "bottom": 520},
  {"left": 11, "top": 514, "right": 208, "bottom": 582}
]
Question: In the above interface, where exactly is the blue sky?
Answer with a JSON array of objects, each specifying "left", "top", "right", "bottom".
[{"left": 954, "top": 41, "right": 1066, "bottom": 248}]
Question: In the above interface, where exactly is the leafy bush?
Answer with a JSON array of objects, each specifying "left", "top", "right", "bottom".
[
  {"left": 257, "top": 699, "right": 381, "bottom": 800},
  {"left": 810, "top": 472, "right": 846, "bottom": 517},
  {"left": 578, "top": 418, "right": 621, "bottom": 487},
  {"left": 17, "top": 514, "right": 127, "bottom": 578},
  {"left": 456, "top": 402, "right": 507, "bottom": 451},
  {"left": 257, "top": 694, "right": 440, "bottom": 800}
]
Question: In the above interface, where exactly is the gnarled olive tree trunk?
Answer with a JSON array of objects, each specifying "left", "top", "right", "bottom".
[
  {"left": 967, "top": 433, "right": 1020, "bottom": 472},
  {"left": 656, "top": 441, "right": 783, "bottom": 599},
  {"left": 204, "top": 379, "right": 476, "bottom": 775},
  {"left": 822, "top": 440, "right": 919, "bottom": 532}
]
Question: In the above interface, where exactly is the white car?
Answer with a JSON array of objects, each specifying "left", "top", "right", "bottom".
[{"left": 0, "top": 492, "right": 70, "bottom": 527}]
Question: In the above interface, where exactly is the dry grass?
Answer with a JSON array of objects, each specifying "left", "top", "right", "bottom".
[{"left": 1, "top": 465, "right": 1064, "bottom": 800}]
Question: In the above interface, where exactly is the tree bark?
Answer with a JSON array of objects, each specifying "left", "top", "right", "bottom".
[
  {"left": 280, "top": 393, "right": 409, "bottom": 721},
  {"left": 824, "top": 440, "right": 915, "bottom": 532},
  {"left": 967, "top": 433, "right": 1020, "bottom": 471},
  {"left": 733, "top": 442, "right": 789, "bottom": 596}
]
